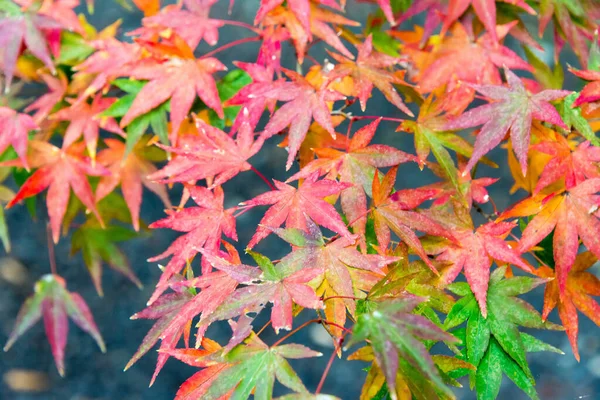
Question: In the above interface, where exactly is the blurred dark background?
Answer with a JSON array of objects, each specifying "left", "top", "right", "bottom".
[{"left": 1, "top": 1, "right": 599, "bottom": 399}]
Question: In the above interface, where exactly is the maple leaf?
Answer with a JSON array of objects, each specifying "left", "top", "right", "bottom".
[
  {"left": 4, "top": 274, "right": 105, "bottom": 376},
  {"left": 120, "top": 52, "right": 226, "bottom": 142},
  {"left": 147, "top": 185, "right": 237, "bottom": 304},
  {"left": 95, "top": 138, "right": 171, "bottom": 231},
  {"left": 15, "top": 0, "right": 83, "bottom": 33},
  {"left": 399, "top": 93, "right": 497, "bottom": 196},
  {"left": 226, "top": 61, "right": 276, "bottom": 134},
  {"left": 248, "top": 68, "right": 345, "bottom": 169},
  {"left": 500, "top": 178, "right": 600, "bottom": 297},
  {"left": 6, "top": 140, "right": 108, "bottom": 243},
  {"left": 415, "top": 22, "right": 532, "bottom": 97},
  {"left": 269, "top": 221, "right": 398, "bottom": 333},
  {"left": 262, "top": 4, "right": 358, "bottom": 64},
  {"left": 52, "top": 95, "right": 124, "bottom": 160},
  {"left": 444, "top": 267, "right": 563, "bottom": 400},
  {"left": 71, "top": 220, "right": 142, "bottom": 297},
  {"left": 427, "top": 158, "right": 499, "bottom": 207},
  {"left": 0, "top": 0, "right": 60, "bottom": 88},
  {"left": 255, "top": 0, "right": 344, "bottom": 35},
  {"left": 441, "top": 0, "right": 534, "bottom": 44},
  {"left": 173, "top": 333, "right": 321, "bottom": 399},
  {"left": 141, "top": 245, "right": 248, "bottom": 382},
  {"left": 148, "top": 119, "right": 264, "bottom": 187},
  {"left": 348, "top": 345, "right": 474, "bottom": 400},
  {"left": 445, "top": 69, "right": 571, "bottom": 175},
  {"left": 425, "top": 207, "right": 533, "bottom": 317},
  {"left": 242, "top": 172, "right": 352, "bottom": 249},
  {"left": 370, "top": 167, "right": 455, "bottom": 272},
  {"left": 539, "top": 0, "right": 597, "bottom": 68},
  {"left": 327, "top": 35, "right": 412, "bottom": 115},
  {"left": 570, "top": 67, "right": 600, "bottom": 106},
  {"left": 289, "top": 119, "right": 415, "bottom": 250},
  {"left": 143, "top": 0, "right": 223, "bottom": 49},
  {"left": 347, "top": 295, "right": 458, "bottom": 399},
  {"left": 73, "top": 38, "right": 143, "bottom": 100},
  {"left": 124, "top": 284, "right": 195, "bottom": 373},
  {"left": 279, "top": 115, "right": 348, "bottom": 169},
  {"left": 533, "top": 138, "right": 600, "bottom": 194},
  {"left": 538, "top": 251, "right": 600, "bottom": 361},
  {"left": 0, "top": 106, "right": 38, "bottom": 169},
  {"left": 199, "top": 247, "right": 323, "bottom": 333},
  {"left": 24, "top": 72, "right": 66, "bottom": 124}
]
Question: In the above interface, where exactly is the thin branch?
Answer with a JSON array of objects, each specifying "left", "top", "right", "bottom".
[{"left": 316, "top": 332, "right": 348, "bottom": 394}]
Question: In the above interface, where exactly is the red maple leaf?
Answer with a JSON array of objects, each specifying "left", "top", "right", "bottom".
[
  {"left": 52, "top": 95, "right": 124, "bottom": 160},
  {"left": 371, "top": 167, "right": 456, "bottom": 272},
  {"left": 15, "top": 0, "right": 83, "bottom": 33},
  {"left": 289, "top": 119, "right": 416, "bottom": 251},
  {"left": 4, "top": 274, "right": 105, "bottom": 376},
  {"left": 148, "top": 119, "right": 264, "bottom": 187},
  {"left": 242, "top": 172, "right": 352, "bottom": 249},
  {"left": 500, "top": 178, "right": 600, "bottom": 296},
  {"left": 441, "top": 0, "right": 535, "bottom": 44},
  {"left": 200, "top": 247, "right": 323, "bottom": 333},
  {"left": 120, "top": 50, "right": 226, "bottom": 142},
  {"left": 95, "top": 138, "right": 172, "bottom": 231},
  {"left": 427, "top": 207, "right": 532, "bottom": 316},
  {"left": 445, "top": 68, "right": 571, "bottom": 175},
  {"left": 416, "top": 22, "right": 532, "bottom": 100},
  {"left": 131, "top": 267, "right": 237, "bottom": 384},
  {"left": 0, "top": 106, "right": 38, "bottom": 170},
  {"left": 7, "top": 141, "right": 108, "bottom": 243},
  {"left": 569, "top": 67, "right": 600, "bottom": 107},
  {"left": 269, "top": 221, "right": 398, "bottom": 333},
  {"left": 73, "top": 38, "right": 143, "bottom": 100},
  {"left": 24, "top": 73, "right": 66, "bottom": 124},
  {"left": 261, "top": 4, "right": 358, "bottom": 64},
  {"left": 142, "top": 0, "right": 223, "bottom": 49},
  {"left": 533, "top": 138, "right": 600, "bottom": 194},
  {"left": 538, "top": 251, "right": 600, "bottom": 361},
  {"left": 226, "top": 61, "right": 275, "bottom": 134},
  {"left": 327, "top": 35, "right": 413, "bottom": 115},
  {"left": 253, "top": 68, "right": 345, "bottom": 169},
  {"left": 0, "top": 3, "right": 60, "bottom": 87},
  {"left": 147, "top": 185, "right": 237, "bottom": 304},
  {"left": 255, "top": 0, "right": 343, "bottom": 39}
]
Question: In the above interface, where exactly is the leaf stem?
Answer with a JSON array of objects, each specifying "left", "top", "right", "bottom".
[
  {"left": 250, "top": 165, "right": 276, "bottom": 191},
  {"left": 215, "top": 19, "right": 261, "bottom": 34},
  {"left": 201, "top": 36, "right": 261, "bottom": 59},
  {"left": 273, "top": 318, "right": 320, "bottom": 347},
  {"left": 256, "top": 320, "right": 272, "bottom": 336},
  {"left": 321, "top": 295, "right": 361, "bottom": 302},
  {"left": 46, "top": 222, "right": 57, "bottom": 275},
  {"left": 353, "top": 115, "right": 405, "bottom": 123}
]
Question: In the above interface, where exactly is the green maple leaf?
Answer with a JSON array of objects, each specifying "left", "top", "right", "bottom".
[
  {"left": 102, "top": 78, "right": 170, "bottom": 155},
  {"left": 444, "top": 267, "right": 564, "bottom": 400},
  {"left": 71, "top": 221, "right": 142, "bottom": 297},
  {"left": 172, "top": 333, "right": 321, "bottom": 400},
  {"left": 347, "top": 296, "right": 459, "bottom": 400}
]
